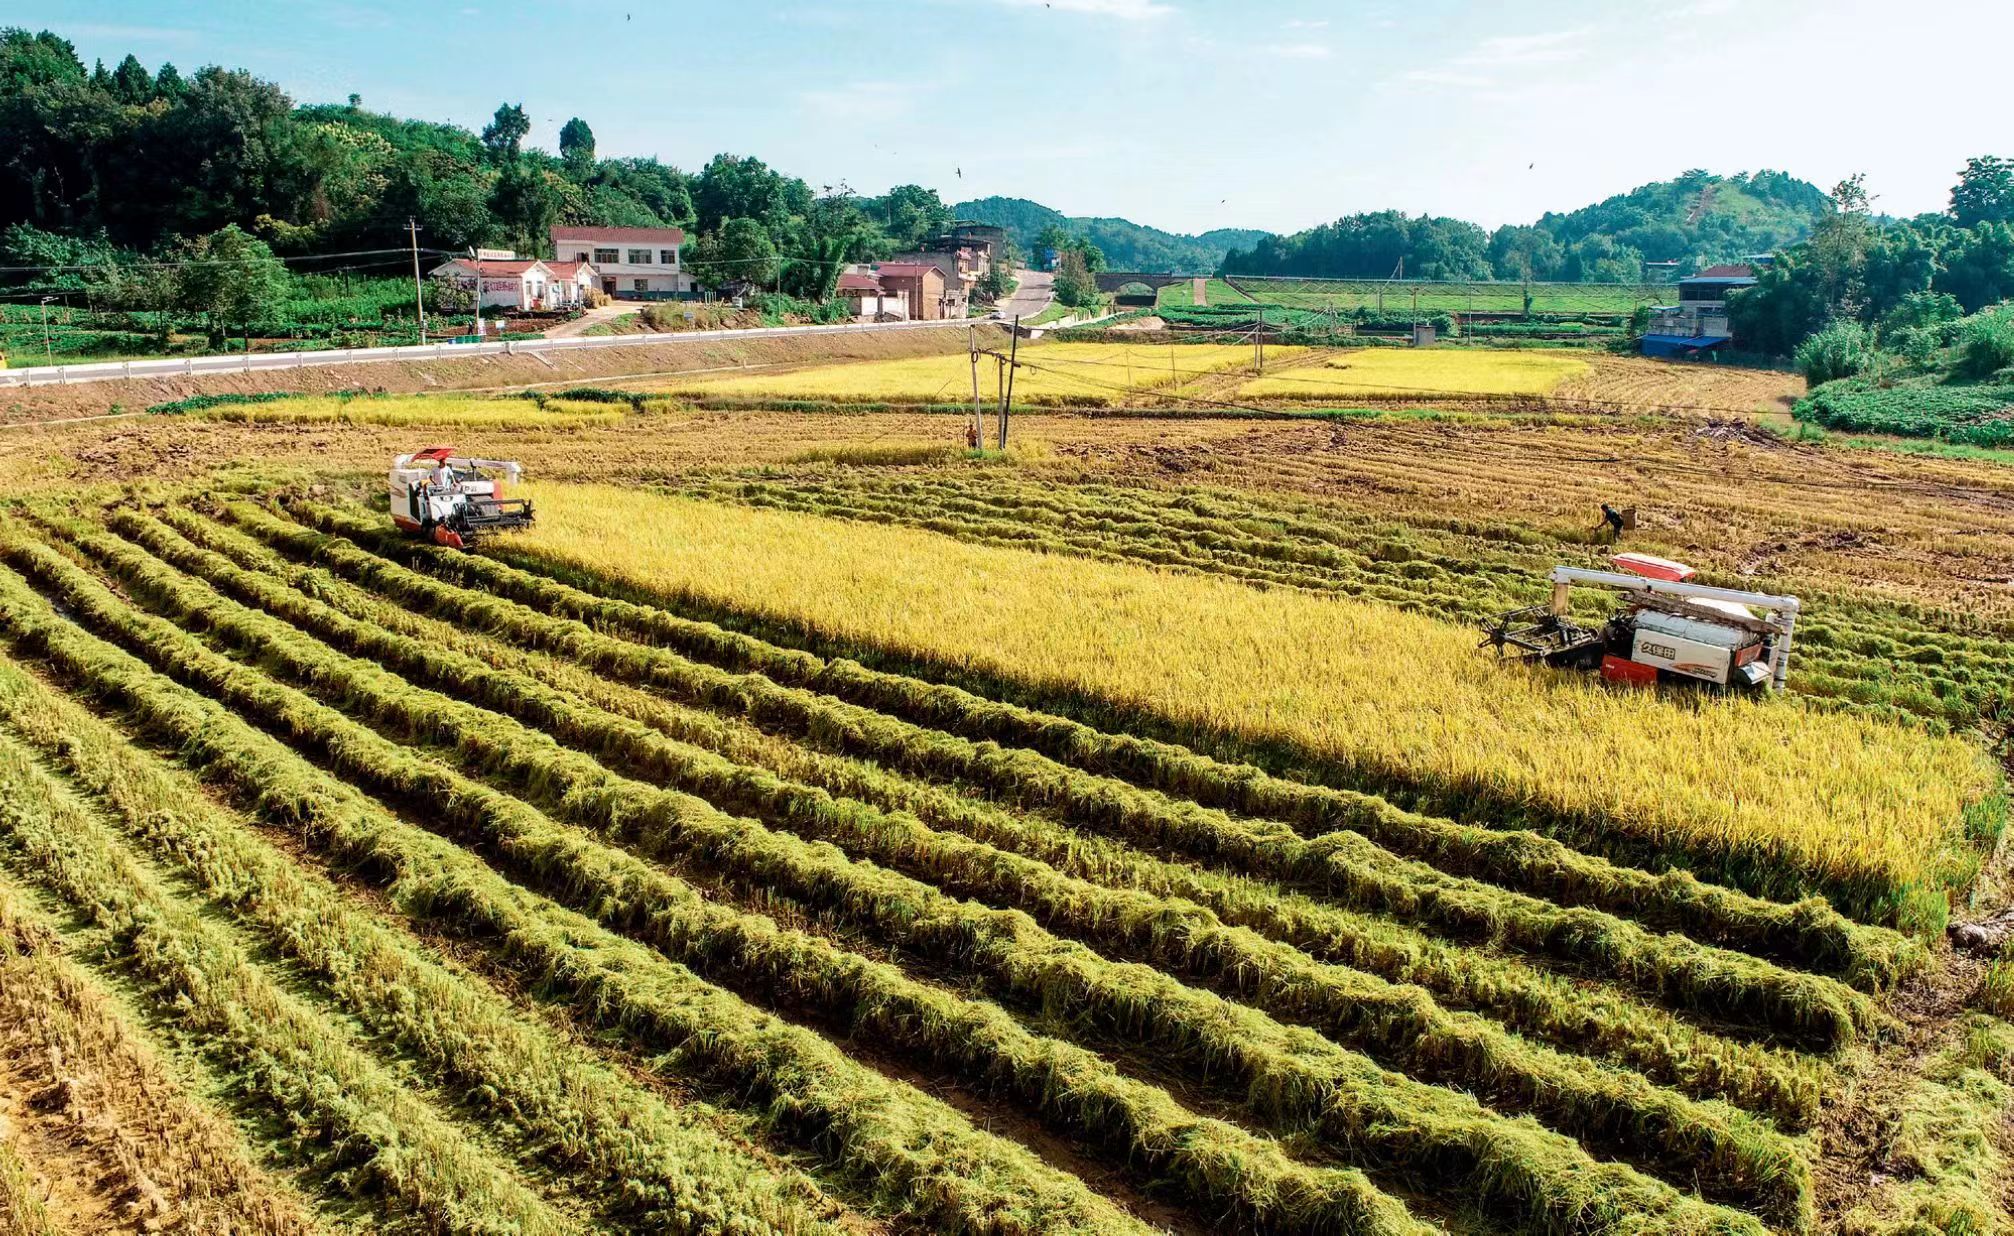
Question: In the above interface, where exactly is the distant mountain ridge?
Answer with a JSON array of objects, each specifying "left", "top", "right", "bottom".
[
  {"left": 1222, "top": 170, "right": 1832, "bottom": 282},
  {"left": 952, "top": 197, "right": 1266, "bottom": 273}
]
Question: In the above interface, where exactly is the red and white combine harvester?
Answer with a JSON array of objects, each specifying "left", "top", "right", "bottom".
[
  {"left": 388, "top": 447, "right": 535, "bottom": 550},
  {"left": 1481, "top": 553, "right": 1799, "bottom": 691}
]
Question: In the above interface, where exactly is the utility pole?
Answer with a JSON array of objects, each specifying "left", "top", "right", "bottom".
[
  {"left": 968, "top": 326, "right": 981, "bottom": 449},
  {"left": 468, "top": 247, "right": 482, "bottom": 341},
  {"left": 999, "top": 316, "right": 1020, "bottom": 450},
  {"left": 38, "top": 297, "right": 54, "bottom": 365},
  {"left": 407, "top": 218, "right": 428, "bottom": 343}
]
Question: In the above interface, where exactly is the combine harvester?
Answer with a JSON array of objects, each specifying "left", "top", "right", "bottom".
[
  {"left": 389, "top": 447, "right": 535, "bottom": 550},
  {"left": 1482, "top": 552, "right": 1799, "bottom": 690}
]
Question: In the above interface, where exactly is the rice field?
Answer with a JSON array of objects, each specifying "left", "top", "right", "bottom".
[
  {"left": 664, "top": 342, "right": 1295, "bottom": 407},
  {"left": 2, "top": 372, "right": 2010, "bottom": 1234},
  {"left": 1241, "top": 348, "right": 1592, "bottom": 400},
  {"left": 157, "top": 390, "right": 652, "bottom": 427}
]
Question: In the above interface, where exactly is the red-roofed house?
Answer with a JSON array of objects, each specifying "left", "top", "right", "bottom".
[
  {"left": 427, "top": 257, "right": 597, "bottom": 312},
  {"left": 872, "top": 262, "right": 951, "bottom": 320},
  {"left": 550, "top": 226, "right": 693, "bottom": 298},
  {"left": 836, "top": 271, "right": 899, "bottom": 320}
]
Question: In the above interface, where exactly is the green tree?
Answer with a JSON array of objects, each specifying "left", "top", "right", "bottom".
[
  {"left": 172, "top": 223, "right": 288, "bottom": 344},
  {"left": 480, "top": 102, "right": 529, "bottom": 162},
  {"left": 1052, "top": 248, "right": 1100, "bottom": 308},
  {"left": 109, "top": 53, "right": 152, "bottom": 104},
  {"left": 489, "top": 160, "right": 560, "bottom": 256},
  {"left": 1951, "top": 156, "right": 2014, "bottom": 229},
  {"left": 867, "top": 183, "right": 950, "bottom": 250},
  {"left": 1937, "top": 221, "right": 2014, "bottom": 313},
  {"left": 690, "top": 217, "right": 779, "bottom": 292},
  {"left": 559, "top": 117, "right": 595, "bottom": 175},
  {"left": 1806, "top": 174, "right": 1874, "bottom": 316}
]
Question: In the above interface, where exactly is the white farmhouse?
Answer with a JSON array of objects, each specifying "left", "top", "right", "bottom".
[
  {"left": 550, "top": 226, "right": 695, "bottom": 299},
  {"left": 427, "top": 256, "right": 597, "bottom": 312}
]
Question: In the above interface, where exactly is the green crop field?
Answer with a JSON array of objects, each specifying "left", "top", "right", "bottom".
[{"left": 1216, "top": 276, "right": 1660, "bottom": 316}]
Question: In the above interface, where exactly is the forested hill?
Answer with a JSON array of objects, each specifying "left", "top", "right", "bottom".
[
  {"left": 0, "top": 27, "right": 971, "bottom": 299},
  {"left": 1222, "top": 170, "right": 1833, "bottom": 282},
  {"left": 953, "top": 197, "right": 1269, "bottom": 273}
]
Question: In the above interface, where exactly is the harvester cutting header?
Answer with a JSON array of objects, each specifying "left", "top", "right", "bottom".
[
  {"left": 1483, "top": 553, "right": 1799, "bottom": 691},
  {"left": 389, "top": 447, "right": 534, "bottom": 550}
]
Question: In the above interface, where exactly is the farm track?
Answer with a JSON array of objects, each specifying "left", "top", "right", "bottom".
[
  {"left": 0, "top": 481, "right": 1992, "bottom": 1231},
  {"left": 0, "top": 489, "right": 1957, "bottom": 1231}
]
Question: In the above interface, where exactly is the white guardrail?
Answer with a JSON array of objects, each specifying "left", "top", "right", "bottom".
[{"left": 0, "top": 316, "right": 984, "bottom": 390}]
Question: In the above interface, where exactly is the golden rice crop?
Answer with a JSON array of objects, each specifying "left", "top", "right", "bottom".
[
  {"left": 179, "top": 393, "right": 631, "bottom": 428},
  {"left": 669, "top": 342, "right": 1295, "bottom": 406},
  {"left": 514, "top": 484, "right": 1998, "bottom": 918},
  {"left": 1240, "top": 348, "right": 1590, "bottom": 400}
]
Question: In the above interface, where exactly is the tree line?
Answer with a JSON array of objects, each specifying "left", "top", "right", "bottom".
[
  {"left": 0, "top": 26, "right": 969, "bottom": 330},
  {"left": 1219, "top": 170, "right": 1833, "bottom": 283}
]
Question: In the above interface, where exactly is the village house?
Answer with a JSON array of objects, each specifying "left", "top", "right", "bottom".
[
  {"left": 1640, "top": 262, "right": 1760, "bottom": 358},
  {"left": 836, "top": 271, "right": 900, "bottom": 320},
  {"left": 870, "top": 262, "right": 953, "bottom": 320},
  {"left": 887, "top": 249, "right": 978, "bottom": 315},
  {"left": 550, "top": 225, "right": 695, "bottom": 299},
  {"left": 426, "top": 256, "right": 597, "bottom": 312}
]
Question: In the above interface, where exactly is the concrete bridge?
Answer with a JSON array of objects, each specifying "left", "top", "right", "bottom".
[{"left": 1092, "top": 271, "right": 1200, "bottom": 293}]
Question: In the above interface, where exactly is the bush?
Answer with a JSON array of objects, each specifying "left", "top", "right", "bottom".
[
  {"left": 1955, "top": 307, "right": 2014, "bottom": 380},
  {"left": 1794, "top": 320, "right": 1877, "bottom": 385}
]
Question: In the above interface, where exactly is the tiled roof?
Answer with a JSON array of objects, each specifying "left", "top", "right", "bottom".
[
  {"left": 551, "top": 225, "right": 686, "bottom": 245},
  {"left": 874, "top": 263, "right": 942, "bottom": 277},
  {"left": 836, "top": 273, "right": 882, "bottom": 291},
  {"left": 1688, "top": 264, "right": 1755, "bottom": 280}
]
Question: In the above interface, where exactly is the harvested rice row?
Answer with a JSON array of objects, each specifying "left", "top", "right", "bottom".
[
  {"left": 0, "top": 884, "right": 328, "bottom": 1236},
  {"left": 0, "top": 655, "right": 840, "bottom": 1236},
  {"left": 53, "top": 519, "right": 1796, "bottom": 1230},
  {"left": 114, "top": 507, "right": 1805, "bottom": 1192},
  {"left": 0, "top": 721, "right": 581, "bottom": 1236},
  {"left": 0, "top": 544, "right": 1402, "bottom": 1236},
  {"left": 240, "top": 503, "right": 1895, "bottom": 1034},
  {"left": 273, "top": 497, "right": 1907, "bottom": 982},
  {"left": 0, "top": 1136, "right": 59, "bottom": 1236},
  {"left": 161, "top": 498, "right": 1821, "bottom": 1128}
]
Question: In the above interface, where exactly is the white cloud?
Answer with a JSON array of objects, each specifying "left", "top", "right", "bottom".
[
  {"left": 60, "top": 22, "right": 198, "bottom": 43},
  {"left": 1402, "top": 68, "right": 1491, "bottom": 87},
  {"left": 1269, "top": 42, "right": 1331, "bottom": 59},
  {"left": 1283, "top": 18, "right": 1329, "bottom": 29},
  {"left": 1453, "top": 28, "right": 1590, "bottom": 68},
  {"left": 1399, "top": 27, "right": 1589, "bottom": 92},
  {"left": 987, "top": 0, "right": 1175, "bottom": 18},
  {"left": 799, "top": 81, "right": 920, "bottom": 120}
]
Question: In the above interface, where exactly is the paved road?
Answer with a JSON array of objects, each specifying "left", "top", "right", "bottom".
[
  {"left": 540, "top": 301, "right": 636, "bottom": 339},
  {"left": 991, "top": 269, "right": 1053, "bottom": 322},
  {"left": 0, "top": 317, "right": 978, "bottom": 390}
]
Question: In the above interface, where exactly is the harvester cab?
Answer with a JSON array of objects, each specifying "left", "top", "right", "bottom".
[
  {"left": 389, "top": 447, "right": 534, "bottom": 550},
  {"left": 1481, "top": 553, "right": 1799, "bottom": 691}
]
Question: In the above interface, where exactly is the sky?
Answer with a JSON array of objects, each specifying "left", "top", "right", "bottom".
[{"left": 38, "top": 0, "right": 2014, "bottom": 238}]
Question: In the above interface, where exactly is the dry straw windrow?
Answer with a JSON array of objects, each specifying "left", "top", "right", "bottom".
[
  {"left": 24, "top": 514, "right": 1805, "bottom": 1227},
  {"left": 505, "top": 485, "right": 1997, "bottom": 930},
  {"left": 177, "top": 502, "right": 1824, "bottom": 1122}
]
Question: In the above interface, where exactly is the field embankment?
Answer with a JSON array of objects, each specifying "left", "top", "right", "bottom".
[{"left": 0, "top": 326, "right": 999, "bottom": 426}]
